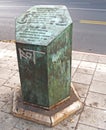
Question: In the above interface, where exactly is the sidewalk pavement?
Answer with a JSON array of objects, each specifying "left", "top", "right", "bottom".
[{"left": 0, "top": 41, "right": 106, "bottom": 130}]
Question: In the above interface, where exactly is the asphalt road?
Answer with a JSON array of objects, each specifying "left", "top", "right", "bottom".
[{"left": 0, "top": 0, "right": 106, "bottom": 54}]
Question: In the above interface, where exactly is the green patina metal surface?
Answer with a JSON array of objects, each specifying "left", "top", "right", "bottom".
[{"left": 16, "top": 5, "right": 73, "bottom": 108}]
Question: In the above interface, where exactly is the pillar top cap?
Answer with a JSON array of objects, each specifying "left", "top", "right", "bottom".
[{"left": 16, "top": 5, "right": 72, "bottom": 46}]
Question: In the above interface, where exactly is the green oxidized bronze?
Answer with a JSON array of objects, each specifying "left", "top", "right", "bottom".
[{"left": 16, "top": 5, "right": 73, "bottom": 108}]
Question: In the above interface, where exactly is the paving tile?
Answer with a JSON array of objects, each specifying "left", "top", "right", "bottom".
[
  {"left": 0, "top": 101, "right": 5, "bottom": 108},
  {"left": 0, "top": 42, "right": 7, "bottom": 49},
  {"left": 5, "top": 43, "right": 16, "bottom": 50},
  {"left": 0, "top": 111, "right": 9, "bottom": 122},
  {"left": 73, "top": 82, "right": 89, "bottom": 98},
  {"left": 15, "top": 119, "right": 34, "bottom": 130},
  {"left": 12, "top": 128, "right": 20, "bottom": 130},
  {"left": 72, "top": 72, "right": 92, "bottom": 85},
  {"left": 72, "top": 51, "right": 83, "bottom": 60},
  {"left": 82, "top": 54, "right": 99, "bottom": 62},
  {"left": 0, "top": 68, "right": 16, "bottom": 80},
  {"left": 1, "top": 99, "right": 13, "bottom": 113},
  {"left": 76, "top": 68, "right": 94, "bottom": 75},
  {"left": 0, "top": 49, "right": 14, "bottom": 58},
  {"left": 0, "top": 61, "right": 18, "bottom": 71},
  {"left": 98, "top": 55, "right": 106, "bottom": 64},
  {"left": 86, "top": 92, "right": 106, "bottom": 110},
  {"left": 72, "top": 60, "right": 81, "bottom": 68},
  {"left": 4, "top": 72, "right": 20, "bottom": 88},
  {"left": 79, "top": 106, "right": 106, "bottom": 129},
  {"left": 0, "top": 56, "right": 18, "bottom": 70},
  {"left": 0, "top": 86, "right": 13, "bottom": 102},
  {"left": 90, "top": 80, "right": 106, "bottom": 94},
  {"left": 0, "top": 78, "right": 6, "bottom": 87},
  {"left": 0, "top": 49, "right": 7, "bottom": 58},
  {"left": 76, "top": 123, "right": 99, "bottom": 130},
  {"left": 96, "top": 63, "right": 106, "bottom": 73},
  {"left": 0, "top": 63, "right": 10, "bottom": 68},
  {"left": 7, "top": 62, "right": 18, "bottom": 71},
  {"left": 7, "top": 50, "right": 17, "bottom": 58},
  {"left": 0, "top": 56, "right": 17, "bottom": 64},
  {"left": 79, "top": 61, "right": 97, "bottom": 70},
  {"left": 0, "top": 111, "right": 19, "bottom": 130},
  {"left": 28, "top": 123, "right": 44, "bottom": 130},
  {"left": 5, "top": 50, "right": 16, "bottom": 58},
  {"left": 93, "top": 71, "right": 106, "bottom": 82}
]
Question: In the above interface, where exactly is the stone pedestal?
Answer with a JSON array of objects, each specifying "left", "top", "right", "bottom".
[{"left": 12, "top": 84, "right": 83, "bottom": 127}]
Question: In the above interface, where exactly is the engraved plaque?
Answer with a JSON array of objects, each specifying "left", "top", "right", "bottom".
[{"left": 16, "top": 5, "right": 72, "bottom": 46}]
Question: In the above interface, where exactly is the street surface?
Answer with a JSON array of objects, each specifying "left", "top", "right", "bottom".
[{"left": 0, "top": 0, "right": 106, "bottom": 54}]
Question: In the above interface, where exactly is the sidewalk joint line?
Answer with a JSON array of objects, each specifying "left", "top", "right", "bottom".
[{"left": 79, "top": 122, "right": 106, "bottom": 130}]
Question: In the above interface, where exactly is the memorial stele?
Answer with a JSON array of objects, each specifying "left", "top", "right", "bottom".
[{"left": 13, "top": 5, "right": 83, "bottom": 127}]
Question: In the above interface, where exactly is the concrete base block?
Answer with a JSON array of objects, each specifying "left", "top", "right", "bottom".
[{"left": 12, "top": 84, "right": 83, "bottom": 127}]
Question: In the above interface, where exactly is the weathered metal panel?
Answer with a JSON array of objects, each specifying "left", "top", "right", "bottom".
[
  {"left": 16, "top": 43, "right": 49, "bottom": 107},
  {"left": 47, "top": 24, "right": 72, "bottom": 106}
]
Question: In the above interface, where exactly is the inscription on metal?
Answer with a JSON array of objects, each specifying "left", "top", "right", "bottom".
[{"left": 16, "top": 5, "right": 72, "bottom": 45}]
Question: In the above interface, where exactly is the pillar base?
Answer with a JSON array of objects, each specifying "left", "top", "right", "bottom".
[{"left": 12, "top": 84, "right": 83, "bottom": 127}]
